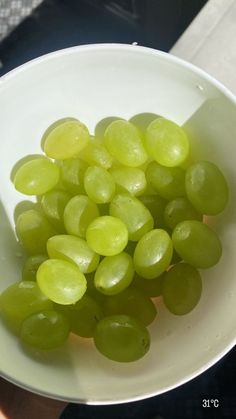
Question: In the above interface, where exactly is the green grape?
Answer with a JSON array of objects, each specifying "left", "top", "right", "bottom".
[
  {"left": 20, "top": 310, "right": 70, "bottom": 349},
  {"left": 41, "top": 189, "right": 71, "bottom": 232},
  {"left": 43, "top": 119, "right": 90, "bottom": 159},
  {"left": 64, "top": 195, "right": 99, "bottom": 238},
  {"left": 22, "top": 254, "right": 48, "bottom": 281},
  {"left": 185, "top": 161, "right": 229, "bottom": 215},
  {"left": 129, "top": 113, "right": 160, "bottom": 136},
  {"left": 109, "top": 193, "right": 154, "bottom": 241},
  {"left": 131, "top": 273, "right": 164, "bottom": 297},
  {"left": 0, "top": 281, "right": 53, "bottom": 333},
  {"left": 86, "top": 216, "right": 128, "bottom": 256},
  {"left": 16, "top": 209, "right": 56, "bottom": 255},
  {"left": 103, "top": 288, "right": 157, "bottom": 326},
  {"left": 109, "top": 167, "right": 147, "bottom": 196},
  {"left": 80, "top": 136, "right": 113, "bottom": 169},
  {"left": 14, "top": 157, "right": 60, "bottom": 196},
  {"left": 146, "top": 161, "right": 186, "bottom": 200},
  {"left": 172, "top": 220, "right": 222, "bottom": 268},
  {"left": 86, "top": 273, "right": 106, "bottom": 304},
  {"left": 60, "top": 158, "right": 88, "bottom": 195},
  {"left": 94, "top": 252, "right": 134, "bottom": 295},
  {"left": 104, "top": 120, "right": 148, "bottom": 167},
  {"left": 139, "top": 194, "right": 167, "bottom": 228},
  {"left": 94, "top": 315, "right": 150, "bottom": 362},
  {"left": 47, "top": 234, "right": 100, "bottom": 274},
  {"left": 162, "top": 263, "right": 202, "bottom": 315},
  {"left": 56, "top": 295, "right": 103, "bottom": 338},
  {"left": 37, "top": 259, "right": 87, "bottom": 305},
  {"left": 145, "top": 117, "right": 189, "bottom": 167},
  {"left": 84, "top": 166, "right": 116, "bottom": 204},
  {"left": 164, "top": 197, "right": 202, "bottom": 230},
  {"left": 134, "top": 229, "right": 173, "bottom": 279}
]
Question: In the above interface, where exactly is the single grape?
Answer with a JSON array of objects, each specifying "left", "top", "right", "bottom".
[
  {"left": 162, "top": 263, "right": 202, "bottom": 315},
  {"left": 139, "top": 194, "right": 167, "bottom": 228},
  {"left": 109, "top": 167, "right": 147, "bottom": 196},
  {"left": 109, "top": 193, "right": 154, "bottom": 241},
  {"left": 16, "top": 209, "right": 56, "bottom": 255},
  {"left": 37, "top": 259, "right": 87, "bottom": 305},
  {"left": 86, "top": 216, "right": 128, "bottom": 256},
  {"left": 185, "top": 161, "right": 229, "bottom": 215},
  {"left": 64, "top": 195, "right": 99, "bottom": 238},
  {"left": 59, "top": 158, "right": 88, "bottom": 195},
  {"left": 104, "top": 120, "right": 148, "bottom": 167},
  {"left": 145, "top": 117, "right": 189, "bottom": 167},
  {"left": 134, "top": 229, "right": 173, "bottom": 279},
  {"left": 94, "top": 252, "right": 134, "bottom": 295},
  {"left": 94, "top": 315, "right": 150, "bottom": 362},
  {"left": 43, "top": 119, "right": 90, "bottom": 159},
  {"left": 20, "top": 310, "right": 70, "bottom": 349},
  {"left": 14, "top": 157, "right": 60, "bottom": 196},
  {"left": 131, "top": 273, "right": 164, "bottom": 297},
  {"left": 172, "top": 220, "right": 222, "bottom": 268},
  {"left": 164, "top": 197, "right": 202, "bottom": 230},
  {"left": 80, "top": 136, "right": 113, "bottom": 169},
  {"left": 41, "top": 189, "right": 71, "bottom": 232},
  {"left": 84, "top": 166, "right": 116, "bottom": 204},
  {"left": 146, "top": 161, "right": 186, "bottom": 200},
  {"left": 22, "top": 254, "right": 48, "bottom": 281},
  {"left": 47, "top": 234, "right": 100, "bottom": 273}
]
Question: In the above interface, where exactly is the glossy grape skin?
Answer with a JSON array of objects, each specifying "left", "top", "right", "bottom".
[
  {"left": 14, "top": 157, "right": 60, "bottom": 196},
  {"left": 185, "top": 161, "right": 229, "bottom": 215},
  {"left": 43, "top": 119, "right": 90, "bottom": 159},
  {"left": 56, "top": 295, "right": 104, "bottom": 338},
  {"left": 16, "top": 209, "right": 56, "bottom": 255},
  {"left": 103, "top": 288, "right": 157, "bottom": 326},
  {"left": 86, "top": 216, "right": 128, "bottom": 256},
  {"left": 94, "top": 315, "right": 150, "bottom": 362},
  {"left": 94, "top": 252, "right": 134, "bottom": 295},
  {"left": 134, "top": 229, "right": 173, "bottom": 279},
  {"left": 146, "top": 161, "right": 186, "bottom": 200},
  {"left": 47, "top": 234, "right": 100, "bottom": 274},
  {"left": 109, "top": 167, "right": 147, "bottom": 197},
  {"left": 172, "top": 220, "right": 222, "bottom": 268},
  {"left": 162, "top": 263, "right": 202, "bottom": 315},
  {"left": 22, "top": 254, "right": 48, "bottom": 281},
  {"left": 60, "top": 158, "right": 88, "bottom": 195},
  {"left": 37, "top": 259, "right": 87, "bottom": 305},
  {"left": 164, "top": 197, "right": 202, "bottom": 230},
  {"left": 104, "top": 120, "right": 148, "bottom": 167},
  {"left": 80, "top": 136, "right": 113, "bottom": 169},
  {"left": 41, "top": 189, "right": 71, "bottom": 232},
  {"left": 145, "top": 117, "right": 189, "bottom": 167},
  {"left": 84, "top": 166, "right": 116, "bottom": 204},
  {"left": 64, "top": 195, "right": 99, "bottom": 238},
  {"left": 131, "top": 273, "right": 164, "bottom": 297},
  {"left": 139, "top": 194, "right": 167, "bottom": 228},
  {"left": 109, "top": 193, "right": 154, "bottom": 241},
  {"left": 0, "top": 281, "right": 53, "bottom": 333},
  {"left": 20, "top": 310, "right": 70, "bottom": 349}
]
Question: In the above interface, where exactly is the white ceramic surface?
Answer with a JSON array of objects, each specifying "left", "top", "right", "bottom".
[{"left": 0, "top": 44, "right": 235, "bottom": 404}]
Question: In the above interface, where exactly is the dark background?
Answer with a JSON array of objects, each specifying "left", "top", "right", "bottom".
[{"left": 0, "top": 1, "right": 235, "bottom": 418}]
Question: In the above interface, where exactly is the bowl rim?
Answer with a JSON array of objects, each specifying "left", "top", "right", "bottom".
[{"left": 0, "top": 42, "right": 236, "bottom": 405}]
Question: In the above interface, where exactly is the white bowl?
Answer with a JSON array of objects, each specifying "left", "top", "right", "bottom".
[{"left": 0, "top": 43, "right": 235, "bottom": 404}]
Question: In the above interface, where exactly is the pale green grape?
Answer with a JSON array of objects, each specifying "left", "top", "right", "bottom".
[
  {"left": 94, "top": 315, "right": 150, "bottom": 362},
  {"left": 103, "top": 288, "right": 157, "bottom": 326},
  {"left": 109, "top": 167, "right": 147, "bottom": 196},
  {"left": 37, "top": 259, "right": 87, "bottom": 304},
  {"left": 0, "top": 281, "right": 53, "bottom": 333},
  {"left": 94, "top": 252, "right": 134, "bottom": 295},
  {"left": 22, "top": 254, "right": 48, "bottom": 281},
  {"left": 41, "top": 189, "right": 71, "bottom": 232},
  {"left": 164, "top": 197, "right": 202, "bottom": 229},
  {"left": 162, "top": 263, "right": 202, "bottom": 315},
  {"left": 109, "top": 193, "right": 154, "bottom": 241},
  {"left": 139, "top": 194, "right": 167, "bottom": 228},
  {"left": 146, "top": 161, "right": 186, "bottom": 200},
  {"left": 64, "top": 195, "right": 99, "bottom": 238},
  {"left": 43, "top": 119, "right": 90, "bottom": 159},
  {"left": 104, "top": 120, "right": 148, "bottom": 167},
  {"left": 145, "top": 117, "right": 189, "bottom": 167},
  {"left": 60, "top": 158, "right": 87, "bottom": 195},
  {"left": 86, "top": 216, "right": 128, "bottom": 256},
  {"left": 131, "top": 273, "right": 164, "bottom": 297},
  {"left": 20, "top": 310, "right": 70, "bottom": 349},
  {"left": 134, "top": 229, "right": 173, "bottom": 279},
  {"left": 16, "top": 209, "right": 56, "bottom": 255},
  {"left": 172, "top": 220, "right": 222, "bottom": 268},
  {"left": 47, "top": 234, "right": 100, "bottom": 273},
  {"left": 80, "top": 136, "right": 113, "bottom": 169},
  {"left": 84, "top": 166, "right": 116, "bottom": 204},
  {"left": 185, "top": 161, "right": 229, "bottom": 215},
  {"left": 56, "top": 295, "right": 103, "bottom": 338},
  {"left": 14, "top": 157, "right": 60, "bottom": 196}
]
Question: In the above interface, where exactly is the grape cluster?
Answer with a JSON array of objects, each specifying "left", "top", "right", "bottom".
[{"left": 0, "top": 117, "right": 228, "bottom": 362}]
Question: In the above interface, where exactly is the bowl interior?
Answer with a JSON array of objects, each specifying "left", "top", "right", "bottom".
[{"left": 0, "top": 44, "right": 236, "bottom": 404}]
